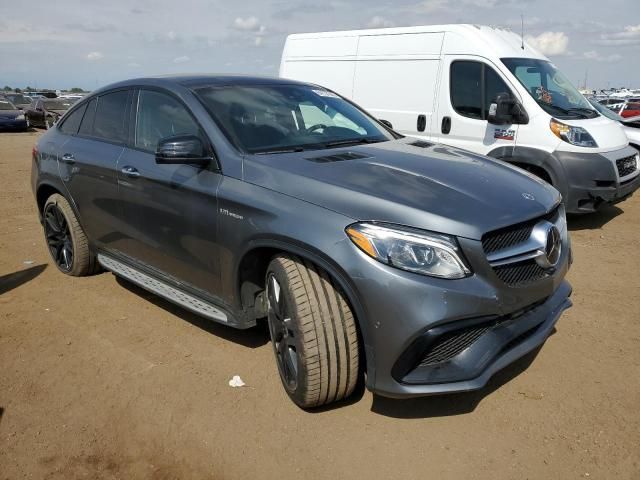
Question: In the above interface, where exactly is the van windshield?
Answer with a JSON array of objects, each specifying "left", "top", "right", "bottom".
[
  {"left": 193, "top": 84, "right": 395, "bottom": 154},
  {"left": 502, "top": 58, "right": 598, "bottom": 120}
]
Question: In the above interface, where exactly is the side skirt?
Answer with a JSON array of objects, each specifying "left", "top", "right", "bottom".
[{"left": 97, "top": 253, "right": 246, "bottom": 328}]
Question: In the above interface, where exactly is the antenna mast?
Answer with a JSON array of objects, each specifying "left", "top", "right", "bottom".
[{"left": 521, "top": 14, "right": 525, "bottom": 50}]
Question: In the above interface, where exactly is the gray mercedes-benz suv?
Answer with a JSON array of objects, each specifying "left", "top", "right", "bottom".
[{"left": 31, "top": 75, "right": 572, "bottom": 408}]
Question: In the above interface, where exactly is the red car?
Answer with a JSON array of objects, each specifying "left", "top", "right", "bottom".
[{"left": 601, "top": 98, "right": 640, "bottom": 118}]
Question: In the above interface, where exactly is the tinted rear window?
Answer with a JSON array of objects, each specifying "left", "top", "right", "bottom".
[
  {"left": 92, "top": 91, "right": 129, "bottom": 143},
  {"left": 78, "top": 99, "right": 97, "bottom": 135},
  {"left": 59, "top": 103, "right": 88, "bottom": 135}
]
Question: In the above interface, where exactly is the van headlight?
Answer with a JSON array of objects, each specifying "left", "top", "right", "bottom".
[
  {"left": 16, "top": 114, "right": 25, "bottom": 120},
  {"left": 346, "top": 223, "right": 471, "bottom": 279},
  {"left": 550, "top": 118, "right": 598, "bottom": 147}
]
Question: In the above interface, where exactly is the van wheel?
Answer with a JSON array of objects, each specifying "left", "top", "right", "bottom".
[
  {"left": 43, "top": 194, "right": 95, "bottom": 276},
  {"left": 266, "top": 255, "right": 359, "bottom": 408}
]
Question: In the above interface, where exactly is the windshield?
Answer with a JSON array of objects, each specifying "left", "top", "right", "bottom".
[
  {"left": 44, "top": 99, "right": 74, "bottom": 110},
  {"left": 588, "top": 98, "right": 624, "bottom": 122},
  {"left": 0, "top": 99, "right": 16, "bottom": 110},
  {"left": 194, "top": 84, "right": 395, "bottom": 154},
  {"left": 502, "top": 58, "right": 598, "bottom": 119}
]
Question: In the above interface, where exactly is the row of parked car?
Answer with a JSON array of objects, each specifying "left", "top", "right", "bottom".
[{"left": 0, "top": 93, "right": 78, "bottom": 131}]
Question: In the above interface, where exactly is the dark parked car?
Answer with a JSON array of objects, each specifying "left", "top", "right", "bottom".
[
  {"left": 0, "top": 97, "right": 28, "bottom": 130},
  {"left": 31, "top": 75, "right": 572, "bottom": 407},
  {"left": 2, "top": 93, "right": 32, "bottom": 110},
  {"left": 25, "top": 97, "right": 75, "bottom": 129}
]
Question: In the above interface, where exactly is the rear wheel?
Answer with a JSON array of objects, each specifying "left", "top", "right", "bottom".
[
  {"left": 266, "top": 254, "right": 359, "bottom": 408},
  {"left": 43, "top": 194, "right": 95, "bottom": 276}
]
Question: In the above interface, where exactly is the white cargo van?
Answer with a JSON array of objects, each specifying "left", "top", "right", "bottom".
[{"left": 280, "top": 24, "right": 640, "bottom": 213}]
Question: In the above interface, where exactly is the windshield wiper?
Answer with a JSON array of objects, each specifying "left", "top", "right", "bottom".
[
  {"left": 566, "top": 107, "right": 598, "bottom": 118},
  {"left": 322, "top": 137, "right": 384, "bottom": 148},
  {"left": 540, "top": 102, "right": 592, "bottom": 119},
  {"left": 253, "top": 145, "right": 307, "bottom": 155}
]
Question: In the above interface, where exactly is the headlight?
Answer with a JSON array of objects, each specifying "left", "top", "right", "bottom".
[
  {"left": 16, "top": 114, "right": 25, "bottom": 120},
  {"left": 345, "top": 223, "right": 471, "bottom": 279},
  {"left": 550, "top": 118, "right": 598, "bottom": 147}
]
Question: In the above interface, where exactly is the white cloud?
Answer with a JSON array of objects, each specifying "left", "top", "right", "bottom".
[
  {"left": 172, "top": 55, "right": 190, "bottom": 63},
  {"left": 597, "top": 24, "right": 640, "bottom": 46},
  {"left": 86, "top": 51, "right": 104, "bottom": 61},
  {"left": 525, "top": 31, "right": 569, "bottom": 56},
  {"left": 366, "top": 16, "right": 395, "bottom": 29},
  {"left": 254, "top": 36, "right": 263, "bottom": 47},
  {"left": 167, "top": 31, "right": 177, "bottom": 41},
  {"left": 582, "top": 50, "right": 623, "bottom": 63},
  {"left": 233, "top": 16, "right": 261, "bottom": 31}
]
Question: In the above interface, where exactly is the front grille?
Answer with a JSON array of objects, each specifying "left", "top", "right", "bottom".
[
  {"left": 616, "top": 155, "right": 637, "bottom": 178},
  {"left": 418, "top": 325, "right": 490, "bottom": 367},
  {"left": 482, "top": 207, "right": 558, "bottom": 255},
  {"left": 493, "top": 259, "right": 550, "bottom": 287}
]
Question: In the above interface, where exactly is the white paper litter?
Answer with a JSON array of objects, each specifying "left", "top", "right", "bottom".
[
  {"left": 23, "top": 260, "right": 34, "bottom": 265},
  {"left": 228, "top": 375, "right": 246, "bottom": 388}
]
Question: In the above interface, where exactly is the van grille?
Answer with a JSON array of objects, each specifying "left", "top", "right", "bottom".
[{"left": 616, "top": 155, "right": 637, "bottom": 178}]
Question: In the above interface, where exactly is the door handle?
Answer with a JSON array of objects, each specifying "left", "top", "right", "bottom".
[
  {"left": 441, "top": 116, "right": 452, "bottom": 135},
  {"left": 417, "top": 114, "right": 426, "bottom": 132},
  {"left": 121, "top": 166, "right": 140, "bottom": 178},
  {"left": 61, "top": 153, "right": 75, "bottom": 164}
]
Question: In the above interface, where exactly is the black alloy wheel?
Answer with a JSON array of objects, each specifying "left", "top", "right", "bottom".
[
  {"left": 43, "top": 202, "right": 74, "bottom": 272},
  {"left": 267, "top": 273, "right": 299, "bottom": 391}
]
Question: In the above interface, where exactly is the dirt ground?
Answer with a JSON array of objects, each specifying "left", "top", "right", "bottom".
[{"left": 0, "top": 130, "right": 639, "bottom": 480}]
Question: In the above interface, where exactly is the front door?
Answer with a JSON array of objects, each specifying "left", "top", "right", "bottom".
[
  {"left": 434, "top": 57, "right": 521, "bottom": 155},
  {"left": 115, "top": 89, "right": 223, "bottom": 296}
]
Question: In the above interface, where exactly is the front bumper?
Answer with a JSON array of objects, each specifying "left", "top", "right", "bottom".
[
  {"left": 556, "top": 146, "right": 640, "bottom": 213},
  {"left": 332, "top": 223, "right": 572, "bottom": 398}
]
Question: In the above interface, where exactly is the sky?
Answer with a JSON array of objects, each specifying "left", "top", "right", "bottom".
[{"left": 1, "top": 0, "right": 638, "bottom": 91}]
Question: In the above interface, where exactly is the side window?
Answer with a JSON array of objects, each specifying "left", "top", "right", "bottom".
[
  {"left": 59, "top": 103, "right": 87, "bottom": 135},
  {"left": 78, "top": 99, "right": 97, "bottom": 136},
  {"left": 451, "top": 61, "right": 514, "bottom": 120},
  {"left": 484, "top": 67, "right": 511, "bottom": 118},
  {"left": 92, "top": 91, "right": 130, "bottom": 143},
  {"left": 135, "top": 90, "right": 201, "bottom": 152},
  {"left": 450, "top": 61, "right": 483, "bottom": 119}
]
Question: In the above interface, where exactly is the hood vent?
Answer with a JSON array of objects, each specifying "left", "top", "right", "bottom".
[
  {"left": 409, "top": 140, "right": 434, "bottom": 148},
  {"left": 306, "top": 151, "right": 370, "bottom": 163}
]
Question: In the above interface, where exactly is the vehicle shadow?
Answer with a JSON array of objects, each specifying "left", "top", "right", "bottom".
[
  {"left": 0, "top": 264, "right": 47, "bottom": 295},
  {"left": 114, "top": 276, "right": 270, "bottom": 349},
  {"left": 369, "top": 343, "right": 546, "bottom": 419},
  {"left": 0, "top": 407, "right": 4, "bottom": 426},
  {"left": 567, "top": 205, "right": 623, "bottom": 231}
]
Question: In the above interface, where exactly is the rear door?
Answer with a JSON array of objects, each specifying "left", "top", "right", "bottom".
[
  {"left": 433, "top": 58, "right": 521, "bottom": 154},
  {"left": 115, "top": 88, "right": 223, "bottom": 296},
  {"left": 58, "top": 90, "right": 131, "bottom": 249}
]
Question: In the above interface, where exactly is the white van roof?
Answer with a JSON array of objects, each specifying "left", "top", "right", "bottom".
[{"left": 285, "top": 24, "right": 547, "bottom": 61}]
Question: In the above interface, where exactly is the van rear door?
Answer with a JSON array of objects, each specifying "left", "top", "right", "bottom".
[
  {"left": 433, "top": 57, "right": 522, "bottom": 154},
  {"left": 352, "top": 32, "right": 443, "bottom": 139}
]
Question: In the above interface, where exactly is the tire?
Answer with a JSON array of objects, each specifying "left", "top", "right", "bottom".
[
  {"left": 266, "top": 254, "right": 359, "bottom": 408},
  {"left": 43, "top": 194, "right": 95, "bottom": 276}
]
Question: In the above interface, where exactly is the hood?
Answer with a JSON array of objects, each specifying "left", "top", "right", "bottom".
[
  {"left": 0, "top": 109, "right": 22, "bottom": 119},
  {"left": 243, "top": 139, "right": 560, "bottom": 240}
]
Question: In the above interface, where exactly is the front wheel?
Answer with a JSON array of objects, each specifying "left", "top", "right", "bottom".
[{"left": 266, "top": 255, "right": 360, "bottom": 408}]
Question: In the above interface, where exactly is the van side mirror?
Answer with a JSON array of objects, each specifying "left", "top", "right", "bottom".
[
  {"left": 488, "top": 93, "right": 529, "bottom": 125},
  {"left": 379, "top": 119, "right": 393, "bottom": 129},
  {"left": 155, "top": 135, "right": 212, "bottom": 165}
]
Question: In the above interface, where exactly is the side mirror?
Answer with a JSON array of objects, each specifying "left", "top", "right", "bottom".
[
  {"left": 488, "top": 93, "right": 529, "bottom": 125},
  {"left": 379, "top": 119, "right": 393, "bottom": 129},
  {"left": 155, "top": 135, "right": 212, "bottom": 165}
]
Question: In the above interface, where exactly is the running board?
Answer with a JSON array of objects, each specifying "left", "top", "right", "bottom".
[{"left": 97, "top": 254, "right": 229, "bottom": 324}]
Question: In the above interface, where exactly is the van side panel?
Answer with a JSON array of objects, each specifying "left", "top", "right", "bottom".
[
  {"left": 352, "top": 60, "right": 440, "bottom": 136},
  {"left": 353, "top": 33, "right": 444, "bottom": 137},
  {"left": 280, "top": 36, "right": 358, "bottom": 98}
]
